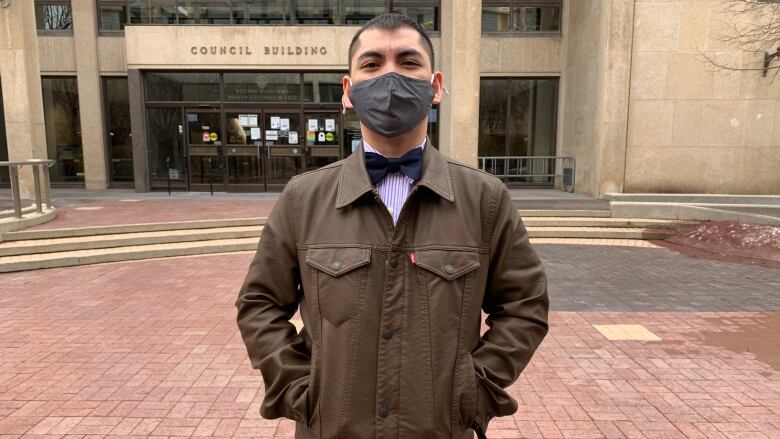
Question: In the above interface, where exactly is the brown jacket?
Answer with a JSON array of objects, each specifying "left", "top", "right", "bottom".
[{"left": 235, "top": 138, "right": 549, "bottom": 439}]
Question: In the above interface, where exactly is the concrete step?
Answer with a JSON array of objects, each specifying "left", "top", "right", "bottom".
[
  {"left": 522, "top": 217, "right": 696, "bottom": 228},
  {"left": 603, "top": 193, "right": 780, "bottom": 206},
  {"left": 0, "top": 205, "right": 38, "bottom": 219},
  {"left": 512, "top": 199, "right": 612, "bottom": 212},
  {"left": 1, "top": 210, "right": 620, "bottom": 241},
  {"left": 0, "top": 225, "right": 677, "bottom": 273},
  {"left": 1, "top": 217, "right": 265, "bottom": 241},
  {"left": 0, "top": 214, "right": 688, "bottom": 271},
  {"left": 0, "top": 216, "right": 688, "bottom": 257},
  {"left": 0, "top": 225, "right": 264, "bottom": 257},
  {"left": 0, "top": 237, "right": 260, "bottom": 273},
  {"left": 518, "top": 209, "right": 612, "bottom": 217},
  {"left": 0, "top": 216, "right": 689, "bottom": 258},
  {"left": 527, "top": 227, "right": 676, "bottom": 240},
  {"left": 611, "top": 201, "right": 780, "bottom": 226}
]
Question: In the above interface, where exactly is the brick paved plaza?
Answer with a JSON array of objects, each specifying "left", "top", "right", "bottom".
[{"left": 1, "top": 242, "right": 778, "bottom": 438}]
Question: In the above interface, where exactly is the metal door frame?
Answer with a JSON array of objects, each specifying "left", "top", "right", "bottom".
[
  {"left": 262, "top": 108, "right": 305, "bottom": 192},
  {"left": 222, "top": 107, "right": 267, "bottom": 192},
  {"left": 185, "top": 107, "right": 228, "bottom": 192},
  {"left": 302, "top": 108, "right": 343, "bottom": 170}
]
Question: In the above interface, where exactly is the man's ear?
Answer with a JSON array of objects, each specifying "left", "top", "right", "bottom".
[
  {"left": 432, "top": 71, "right": 444, "bottom": 105},
  {"left": 342, "top": 74, "right": 354, "bottom": 111}
]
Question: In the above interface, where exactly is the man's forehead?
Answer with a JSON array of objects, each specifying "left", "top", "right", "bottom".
[{"left": 354, "top": 28, "right": 426, "bottom": 56}]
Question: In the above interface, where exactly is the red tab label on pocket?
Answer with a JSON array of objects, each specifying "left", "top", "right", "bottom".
[{"left": 409, "top": 252, "right": 416, "bottom": 265}]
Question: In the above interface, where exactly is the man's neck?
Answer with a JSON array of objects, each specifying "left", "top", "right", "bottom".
[{"left": 360, "top": 124, "right": 428, "bottom": 158}]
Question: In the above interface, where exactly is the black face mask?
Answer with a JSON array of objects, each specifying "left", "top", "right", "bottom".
[{"left": 348, "top": 71, "right": 435, "bottom": 138}]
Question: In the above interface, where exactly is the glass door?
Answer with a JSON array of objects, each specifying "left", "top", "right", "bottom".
[
  {"left": 147, "top": 107, "right": 187, "bottom": 189},
  {"left": 263, "top": 110, "right": 303, "bottom": 191},
  {"left": 186, "top": 108, "right": 227, "bottom": 192},
  {"left": 224, "top": 110, "right": 265, "bottom": 192},
  {"left": 303, "top": 110, "right": 341, "bottom": 171}
]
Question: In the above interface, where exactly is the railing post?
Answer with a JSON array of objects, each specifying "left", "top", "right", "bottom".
[
  {"left": 32, "top": 164, "right": 43, "bottom": 214},
  {"left": 9, "top": 165, "right": 22, "bottom": 219},
  {"left": 42, "top": 164, "right": 53, "bottom": 209}
]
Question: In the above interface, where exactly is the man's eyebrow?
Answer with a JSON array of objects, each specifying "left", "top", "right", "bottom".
[
  {"left": 357, "top": 50, "right": 384, "bottom": 62},
  {"left": 396, "top": 48, "right": 423, "bottom": 59}
]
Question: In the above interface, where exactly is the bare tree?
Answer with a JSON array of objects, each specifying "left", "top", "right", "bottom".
[
  {"left": 41, "top": 4, "right": 73, "bottom": 30},
  {"left": 698, "top": 0, "right": 780, "bottom": 82}
]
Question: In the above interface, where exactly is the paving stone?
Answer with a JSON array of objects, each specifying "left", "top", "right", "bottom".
[{"left": 1, "top": 248, "right": 779, "bottom": 438}]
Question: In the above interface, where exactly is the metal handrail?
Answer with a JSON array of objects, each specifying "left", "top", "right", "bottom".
[
  {"left": 0, "top": 159, "right": 56, "bottom": 218},
  {"left": 477, "top": 155, "right": 576, "bottom": 192}
]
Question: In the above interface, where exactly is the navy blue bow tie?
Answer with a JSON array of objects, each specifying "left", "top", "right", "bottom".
[{"left": 364, "top": 147, "right": 423, "bottom": 185}]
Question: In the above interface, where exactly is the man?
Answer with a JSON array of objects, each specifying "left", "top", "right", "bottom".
[{"left": 235, "top": 13, "right": 549, "bottom": 439}]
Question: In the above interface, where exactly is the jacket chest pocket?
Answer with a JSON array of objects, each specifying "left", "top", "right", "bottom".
[
  {"left": 306, "top": 247, "right": 371, "bottom": 327},
  {"left": 416, "top": 249, "right": 481, "bottom": 333}
]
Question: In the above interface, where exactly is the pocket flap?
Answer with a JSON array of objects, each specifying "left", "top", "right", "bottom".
[
  {"left": 306, "top": 247, "right": 371, "bottom": 277},
  {"left": 416, "top": 249, "right": 480, "bottom": 281}
]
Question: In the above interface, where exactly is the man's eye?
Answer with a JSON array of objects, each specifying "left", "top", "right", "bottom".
[{"left": 362, "top": 62, "right": 379, "bottom": 69}]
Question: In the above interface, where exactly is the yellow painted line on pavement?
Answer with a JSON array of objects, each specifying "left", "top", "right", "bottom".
[
  {"left": 73, "top": 206, "right": 104, "bottom": 211},
  {"left": 593, "top": 324, "right": 661, "bottom": 341}
]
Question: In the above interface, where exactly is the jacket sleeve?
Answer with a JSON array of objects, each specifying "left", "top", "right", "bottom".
[
  {"left": 235, "top": 176, "right": 311, "bottom": 423},
  {"left": 471, "top": 180, "right": 550, "bottom": 433}
]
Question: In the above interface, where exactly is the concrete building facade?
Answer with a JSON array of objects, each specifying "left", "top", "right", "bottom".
[{"left": 0, "top": 0, "right": 778, "bottom": 198}]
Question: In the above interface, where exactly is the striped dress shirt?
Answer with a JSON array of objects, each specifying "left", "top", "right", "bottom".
[{"left": 363, "top": 138, "right": 426, "bottom": 226}]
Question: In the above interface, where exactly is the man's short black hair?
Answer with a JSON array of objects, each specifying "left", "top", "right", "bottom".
[{"left": 348, "top": 12, "right": 435, "bottom": 74}]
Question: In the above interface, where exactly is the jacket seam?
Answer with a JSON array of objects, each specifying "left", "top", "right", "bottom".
[
  {"left": 450, "top": 271, "right": 472, "bottom": 434},
  {"left": 296, "top": 243, "right": 487, "bottom": 252},
  {"left": 483, "top": 179, "right": 504, "bottom": 252},
  {"left": 335, "top": 265, "right": 366, "bottom": 435},
  {"left": 291, "top": 177, "right": 300, "bottom": 244}
]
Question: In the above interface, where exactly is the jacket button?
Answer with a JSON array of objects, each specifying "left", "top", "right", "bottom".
[
  {"left": 382, "top": 328, "right": 393, "bottom": 340},
  {"left": 389, "top": 258, "right": 398, "bottom": 268},
  {"left": 331, "top": 260, "right": 343, "bottom": 270},
  {"left": 378, "top": 405, "right": 389, "bottom": 418},
  {"left": 444, "top": 264, "right": 454, "bottom": 274}
]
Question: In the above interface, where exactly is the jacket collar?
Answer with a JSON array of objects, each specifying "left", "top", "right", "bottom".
[{"left": 336, "top": 136, "right": 455, "bottom": 209}]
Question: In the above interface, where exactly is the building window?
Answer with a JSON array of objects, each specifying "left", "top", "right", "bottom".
[
  {"left": 146, "top": 107, "right": 185, "bottom": 188},
  {"left": 99, "top": 0, "right": 128, "bottom": 31},
  {"left": 293, "top": 0, "right": 338, "bottom": 24},
  {"left": 479, "top": 77, "right": 558, "bottom": 183},
  {"left": 341, "top": 0, "right": 384, "bottom": 25},
  {"left": 100, "top": 0, "right": 439, "bottom": 30},
  {"left": 303, "top": 72, "right": 344, "bottom": 103},
  {"left": 103, "top": 77, "right": 134, "bottom": 184},
  {"left": 223, "top": 72, "right": 301, "bottom": 103},
  {"left": 390, "top": 0, "right": 439, "bottom": 32},
  {"left": 177, "top": 0, "right": 233, "bottom": 24},
  {"left": 35, "top": 0, "right": 73, "bottom": 32},
  {"left": 145, "top": 72, "right": 221, "bottom": 102},
  {"left": 482, "top": 0, "right": 560, "bottom": 34},
  {"left": 41, "top": 77, "right": 83, "bottom": 183},
  {"left": 245, "top": 0, "right": 288, "bottom": 24}
]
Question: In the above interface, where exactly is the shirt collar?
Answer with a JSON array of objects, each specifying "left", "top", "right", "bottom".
[
  {"left": 362, "top": 138, "right": 426, "bottom": 156},
  {"left": 336, "top": 136, "right": 454, "bottom": 209}
]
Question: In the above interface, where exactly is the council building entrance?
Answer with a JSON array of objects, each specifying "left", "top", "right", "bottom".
[
  {"left": 145, "top": 71, "right": 357, "bottom": 192},
  {"left": 184, "top": 107, "right": 341, "bottom": 192}
]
